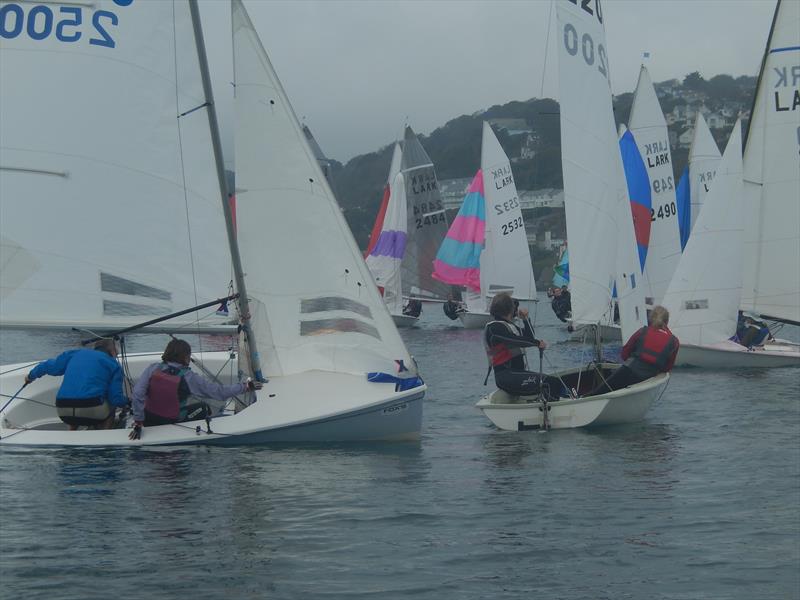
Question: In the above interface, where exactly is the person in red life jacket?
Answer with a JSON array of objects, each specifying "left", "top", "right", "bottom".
[
  {"left": 128, "top": 339, "right": 262, "bottom": 440},
  {"left": 483, "top": 293, "right": 548, "bottom": 396},
  {"left": 590, "top": 305, "right": 679, "bottom": 395},
  {"left": 25, "top": 339, "right": 127, "bottom": 430}
]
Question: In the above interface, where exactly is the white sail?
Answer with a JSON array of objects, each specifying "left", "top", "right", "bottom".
[
  {"left": 687, "top": 113, "right": 722, "bottom": 231},
  {"left": 628, "top": 65, "right": 681, "bottom": 305},
  {"left": 663, "top": 122, "right": 744, "bottom": 345},
  {"left": 741, "top": 0, "right": 800, "bottom": 324},
  {"left": 365, "top": 151, "right": 407, "bottom": 315},
  {"left": 556, "top": 0, "right": 645, "bottom": 341},
  {"left": 480, "top": 122, "right": 537, "bottom": 302},
  {"left": 232, "top": 0, "right": 412, "bottom": 376},
  {"left": 400, "top": 127, "right": 450, "bottom": 300},
  {"left": 0, "top": 0, "right": 231, "bottom": 330}
]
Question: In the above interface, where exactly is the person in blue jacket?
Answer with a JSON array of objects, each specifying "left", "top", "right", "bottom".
[{"left": 25, "top": 339, "right": 127, "bottom": 430}]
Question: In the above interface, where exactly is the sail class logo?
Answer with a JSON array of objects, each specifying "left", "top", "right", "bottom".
[
  {"left": 772, "top": 65, "right": 800, "bottom": 112},
  {"left": 0, "top": 0, "right": 134, "bottom": 48}
]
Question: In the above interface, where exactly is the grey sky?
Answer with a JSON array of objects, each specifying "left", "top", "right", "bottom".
[{"left": 200, "top": 0, "right": 776, "bottom": 165}]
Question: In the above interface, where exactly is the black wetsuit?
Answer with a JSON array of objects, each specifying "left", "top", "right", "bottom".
[
  {"left": 485, "top": 319, "right": 546, "bottom": 396},
  {"left": 551, "top": 294, "right": 571, "bottom": 322}
]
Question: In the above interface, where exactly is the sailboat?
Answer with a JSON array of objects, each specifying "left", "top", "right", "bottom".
[
  {"left": 399, "top": 127, "right": 451, "bottom": 306},
  {"left": 364, "top": 143, "right": 417, "bottom": 327},
  {"left": 740, "top": 0, "right": 800, "bottom": 333},
  {"left": 675, "top": 113, "right": 722, "bottom": 250},
  {"left": 665, "top": 3, "right": 800, "bottom": 368},
  {"left": 663, "top": 118, "right": 798, "bottom": 369},
  {"left": 568, "top": 123, "right": 652, "bottom": 343},
  {"left": 0, "top": 0, "right": 425, "bottom": 446},
  {"left": 477, "top": 0, "right": 668, "bottom": 430},
  {"left": 432, "top": 122, "right": 537, "bottom": 329},
  {"left": 627, "top": 65, "right": 682, "bottom": 307}
]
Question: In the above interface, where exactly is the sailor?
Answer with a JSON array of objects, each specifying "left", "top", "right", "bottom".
[
  {"left": 443, "top": 295, "right": 465, "bottom": 320},
  {"left": 484, "top": 293, "right": 548, "bottom": 396},
  {"left": 550, "top": 286, "right": 571, "bottom": 323},
  {"left": 403, "top": 299, "right": 422, "bottom": 318},
  {"left": 589, "top": 305, "right": 679, "bottom": 395},
  {"left": 734, "top": 312, "right": 772, "bottom": 348},
  {"left": 129, "top": 339, "right": 262, "bottom": 440},
  {"left": 25, "top": 339, "right": 127, "bottom": 431}
]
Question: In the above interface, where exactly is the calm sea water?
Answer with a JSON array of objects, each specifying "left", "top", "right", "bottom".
[{"left": 1, "top": 308, "right": 798, "bottom": 600}]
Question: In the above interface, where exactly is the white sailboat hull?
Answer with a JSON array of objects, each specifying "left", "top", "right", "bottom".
[
  {"left": 477, "top": 365, "right": 668, "bottom": 431},
  {"left": 0, "top": 352, "right": 425, "bottom": 447},
  {"left": 676, "top": 340, "right": 800, "bottom": 369},
  {"left": 391, "top": 313, "right": 419, "bottom": 328},
  {"left": 458, "top": 311, "right": 492, "bottom": 329}
]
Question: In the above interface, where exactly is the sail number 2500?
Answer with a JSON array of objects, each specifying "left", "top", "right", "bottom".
[{"left": 0, "top": 2, "right": 128, "bottom": 48}]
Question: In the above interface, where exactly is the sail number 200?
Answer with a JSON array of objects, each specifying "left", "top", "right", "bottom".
[{"left": 562, "top": 23, "right": 609, "bottom": 82}]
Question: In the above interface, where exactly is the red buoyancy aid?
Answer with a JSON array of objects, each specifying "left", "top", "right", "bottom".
[
  {"left": 484, "top": 320, "right": 525, "bottom": 367},
  {"left": 145, "top": 364, "right": 190, "bottom": 420},
  {"left": 633, "top": 327, "right": 678, "bottom": 371}
]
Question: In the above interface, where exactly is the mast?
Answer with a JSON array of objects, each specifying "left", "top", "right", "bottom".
[
  {"left": 743, "top": 0, "right": 781, "bottom": 148},
  {"left": 188, "top": 0, "right": 264, "bottom": 381}
]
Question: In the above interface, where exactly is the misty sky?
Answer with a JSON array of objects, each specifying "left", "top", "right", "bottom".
[{"left": 199, "top": 0, "right": 776, "bottom": 166}]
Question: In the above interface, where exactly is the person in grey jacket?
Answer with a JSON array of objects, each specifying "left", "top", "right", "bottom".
[{"left": 129, "top": 338, "right": 261, "bottom": 440}]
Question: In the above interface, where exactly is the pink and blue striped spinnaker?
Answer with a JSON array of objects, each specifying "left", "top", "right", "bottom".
[{"left": 432, "top": 169, "right": 486, "bottom": 293}]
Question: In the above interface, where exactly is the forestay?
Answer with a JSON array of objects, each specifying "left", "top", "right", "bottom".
[
  {"left": 481, "top": 122, "right": 537, "bottom": 301},
  {"left": 628, "top": 65, "right": 681, "bottom": 305},
  {"left": 400, "top": 127, "right": 450, "bottom": 300},
  {"left": 365, "top": 144, "right": 407, "bottom": 315},
  {"left": 556, "top": 0, "right": 645, "bottom": 341},
  {"left": 662, "top": 122, "right": 744, "bottom": 345},
  {"left": 741, "top": 0, "right": 800, "bottom": 325},
  {"left": 0, "top": 0, "right": 231, "bottom": 329},
  {"left": 232, "top": 0, "right": 412, "bottom": 376}
]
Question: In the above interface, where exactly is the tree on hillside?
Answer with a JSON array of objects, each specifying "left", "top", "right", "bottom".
[{"left": 683, "top": 71, "right": 706, "bottom": 91}]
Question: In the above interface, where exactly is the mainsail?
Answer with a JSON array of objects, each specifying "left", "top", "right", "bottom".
[
  {"left": 557, "top": 0, "right": 646, "bottom": 341},
  {"left": 662, "top": 122, "right": 744, "bottom": 345},
  {"left": 232, "top": 0, "right": 412, "bottom": 376},
  {"left": 628, "top": 65, "right": 681, "bottom": 305},
  {"left": 400, "top": 127, "right": 450, "bottom": 300},
  {"left": 0, "top": 0, "right": 231, "bottom": 330},
  {"left": 480, "top": 122, "right": 537, "bottom": 301},
  {"left": 741, "top": 0, "right": 800, "bottom": 325},
  {"left": 676, "top": 113, "right": 722, "bottom": 250},
  {"left": 365, "top": 144, "right": 407, "bottom": 315}
]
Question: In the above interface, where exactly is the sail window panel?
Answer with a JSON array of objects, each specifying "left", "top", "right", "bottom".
[
  {"left": 100, "top": 273, "right": 172, "bottom": 301},
  {"left": 684, "top": 299, "right": 709, "bottom": 310},
  {"left": 300, "top": 318, "right": 381, "bottom": 340},
  {"left": 300, "top": 297, "right": 372, "bottom": 319},
  {"left": 103, "top": 300, "right": 171, "bottom": 317}
]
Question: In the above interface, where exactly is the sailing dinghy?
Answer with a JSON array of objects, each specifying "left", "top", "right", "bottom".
[
  {"left": 433, "top": 122, "right": 537, "bottom": 329},
  {"left": 665, "top": 0, "right": 800, "bottom": 368},
  {"left": 477, "top": 0, "right": 668, "bottom": 431},
  {"left": 627, "top": 65, "right": 682, "bottom": 308},
  {"left": 740, "top": 0, "right": 800, "bottom": 347},
  {"left": 0, "top": 0, "right": 425, "bottom": 446},
  {"left": 364, "top": 143, "right": 417, "bottom": 327}
]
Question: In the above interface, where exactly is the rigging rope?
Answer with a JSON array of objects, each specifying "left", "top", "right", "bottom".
[{"left": 171, "top": 1, "right": 203, "bottom": 355}]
